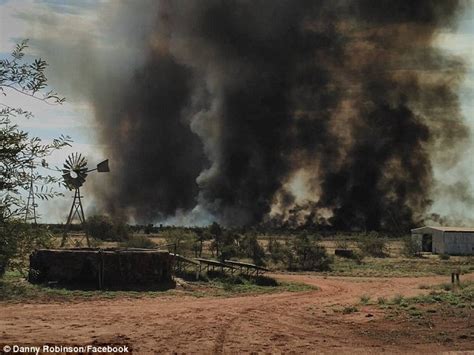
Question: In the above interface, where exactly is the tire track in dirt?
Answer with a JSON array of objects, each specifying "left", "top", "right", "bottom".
[
  {"left": 211, "top": 276, "right": 374, "bottom": 353},
  {"left": 1, "top": 273, "right": 473, "bottom": 353}
]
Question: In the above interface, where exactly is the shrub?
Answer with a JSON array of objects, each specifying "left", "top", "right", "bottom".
[
  {"left": 351, "top": 250, "right": 364, "bottom": 264},
  {"left": 214, "top": 230, "right": 239, "bottom": 261},
  {"left": 84, "top": 215, "right": 129, "bottom": 242},
  {"left": 439, "top": 253, "right": 450, "bottom": 260},
  {"left": 253, "top": 275, "right": 278, "bottom": 287},
  {"left": 335, "top": 238, "right": 350, "bottom": 250},
  {"left": 267, "top": 237, "right": 287, "bottom": 265},
  {"left": 193, "top": 230, "right": 211, "bottom": 257},
  {"left": 392, "top": 294, "right": 404, "bottom": 305},
  {"left": 290, "top": 234, "right": 333, "bottom": 271},
  {"left": 357, "top": 232, "right": 387, "bottom": 257},
  {"left": 208, "top": 222, "right": 223, "bottom": 256},
  {"left": 220, "top": 243, "right": 239, "bottom": 261},
  {"left": 342, "top": 306, "right": 358, "bottom": 314},
  {"left": 144, "top": 224, "right": 154, "bottom": 234},
  {"left": 205, "top": 271, "right": 278, "bottom": 288},
  {"left": 159, "top": 229, "right": 198, "bottom": 256},
  {"left": 360, "top": 294, "right": 371, "bottom": 305},
  {"left": 0, "top": 222, "right": 54, "bottom": 276},
  {"left": 238, "top": 234, "right": 266, "bottom": 266},
  {"left": 120, "top": 235, "right": 156, "bottom": 249},
  {"left": 402, "top": 235, "right": 421, "bottom": 257}
]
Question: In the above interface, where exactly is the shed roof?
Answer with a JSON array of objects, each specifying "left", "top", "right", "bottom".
[{"left": 411, "top": 226, "right": 474, "bottom": 233}]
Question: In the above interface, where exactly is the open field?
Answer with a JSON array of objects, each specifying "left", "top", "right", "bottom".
[
  {"left": 1, "top": 272, "right": 473, "bottom": 353},
  {"left": 56, "top": 233, "right": 474, "bottom": 276},
  {"left": 3, "top": 234, "right": 473, "bottom": 353},
  {"left": 327, "top": 255, "right": 474, "bottom": 277}
]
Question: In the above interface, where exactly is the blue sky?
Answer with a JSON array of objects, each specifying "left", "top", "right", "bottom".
[{"left": 1, "top": 0, "right": 474, "bottom": 223}]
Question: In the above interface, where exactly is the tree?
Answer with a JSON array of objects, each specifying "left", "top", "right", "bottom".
[
  {"left": 195, "top": 229, "right": 211, "bottom": 257},
  {"left": 357, "top": 231, "right": 388, "bottom": 257},
  {"left": 83, "top": 215, "right": 129, "bottom": 242},
  {"left": 290, "top": 234, "right": 333, "bottom": 271},
  {"left": 238, "top": 233, "right": 266, "bottom": 266},
  {"left": 209, "top": 222, "right": 223, "bottom": 257},
  {"left": 160, "top": 229, "right": 198, "bottom": 256},
  {"left": 1, "top": 40, "right": 70, "bottom": 276},
  {"left": 267, "top": 236, "right": 286, "bottom": 264}
]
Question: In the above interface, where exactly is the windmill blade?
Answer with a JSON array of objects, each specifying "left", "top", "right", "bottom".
[
  {"left": 77, "top": 176, "right": 86, "bottom": 186},
  {"left": 62, "top": 152, "right": 89, "bottom": 189},
  {"left": 64, "top": 158, "right": 72, "bottom": 169},
  {"left": 77, "top": 155, "right": 85, "bottom": 166},
  {"left": 77, "top": 171, "right": 88, "bottom": 180}
]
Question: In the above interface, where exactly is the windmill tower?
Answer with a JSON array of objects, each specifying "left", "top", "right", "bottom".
[
  {"left": 24, "top": 165, "right": 38, "bottom": 224},
  {"left": 61, "top": 153, "right": 109, "bottom": 247}
]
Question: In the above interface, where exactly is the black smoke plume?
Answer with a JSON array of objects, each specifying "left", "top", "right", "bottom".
[{"left": 80, "top": 0, "right": 468, "bottom": 229}]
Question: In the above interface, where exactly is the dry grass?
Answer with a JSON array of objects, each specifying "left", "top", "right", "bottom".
[{"left": 54, "top": 234, "right": 474, "bottom": 278}]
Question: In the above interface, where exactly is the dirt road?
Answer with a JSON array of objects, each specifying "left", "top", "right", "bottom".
[{"left": 1, "top": 273, "right": 473, "bottom": 353}]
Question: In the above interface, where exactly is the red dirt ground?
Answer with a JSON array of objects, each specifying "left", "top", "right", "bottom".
[{"left": 1, "top": 273, "right": 473, "bottom": 354}]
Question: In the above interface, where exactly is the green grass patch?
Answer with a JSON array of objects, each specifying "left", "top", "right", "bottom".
[
  {"left": 378, "top": 281, "right": 474, "bottom": 319},
  {"left": 0, "top": 271, "right": 180, "bottom": 302},
  {"left": 410, "top": 283, "right": 474, "bottom": 306},
  {"left": 0, "top": 270, "right": 316, "bottom": 303},
  {"left": 360, "top": 294, "right": 371, "bottom": 305},
  {"left": 342, "top": 305, "right": 359, "bottom": 314},
  {"left": 392, "top": 294, "right": 405, "bottom": 305},
  {"left": 191, "top": 271, "right": 316, "bottom": 297}
]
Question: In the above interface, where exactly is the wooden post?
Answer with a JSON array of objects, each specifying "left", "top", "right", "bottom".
[{"left": 451, "top": 268, "right": 461, "bottom": 285}]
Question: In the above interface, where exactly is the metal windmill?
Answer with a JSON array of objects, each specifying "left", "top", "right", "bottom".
[
  {"left": 24, "top": 165, "right": 38, "bottom": 224},
  {"left": 61, "top": 153, "right": 109, "bottom": 247}
]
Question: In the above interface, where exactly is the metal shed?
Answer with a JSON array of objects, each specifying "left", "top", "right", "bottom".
[{"left": 411, "top": 226, "right": 474, "bottom": 255}]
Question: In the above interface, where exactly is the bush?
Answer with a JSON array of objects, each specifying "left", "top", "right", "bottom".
[
  {"left": 402, "top": 235, "right": 421, "bottom": 257},
  {"left": 159, "top": 229, "right": 198, "bottom": 256},
  {"left": 144, "top": 224, "right": 154, "bottom": 234},
  {"left": 84, "top": 215, "right": 129, "bottom": 242},
  {"left": 0, "top": 222, "right": 54, "bottom": 277},
  {"left": 208, "top": 222, "right": 223, "bottom": 256},
  {"left": 335, "top": 238, "right": 350, "bottom": 250},
  {"left": 357, "top": 232, "right": 387, "bottom": 257},
  {"left": 360, "top": 294, "right": 370, "bottom": 305},
  {"left": 342, "top": 306, "right": 358, "bottom": 314},
  {"left": 439, "top": 253, "right": 450, "bottom": 260},
  {"left": 351, "top": 250, "right": 364, "bottom": 264},
  {"left": 253, "top": 275, "right": 278, "bottom": 287},
  {"left": 392, "top": 294, "right": 404, "bottom": 305},
  {"left": 120, "top": 235, "right": 156, "bottom": 249},
  {"left": 212, "top": 230, "right": 239, "bottom": 261},
  {"left": 290, "top": 234, "right": 333, "bottom": 271},
  {"left": 238, "top": 234, "right": 266, "bottom": 266},
  {"left": 220, "top": 243, "right": 239, "bottom": 261},
  {"left": 205, "top": 270, "right": 278, "bottom": 287},
  {"left": 267, "top": 237, "right": 288, "bottom": 265}
]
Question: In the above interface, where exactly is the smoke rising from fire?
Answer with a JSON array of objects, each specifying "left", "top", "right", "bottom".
[{"left": 33, "top": 0, "right": 471, "bottom": 229}]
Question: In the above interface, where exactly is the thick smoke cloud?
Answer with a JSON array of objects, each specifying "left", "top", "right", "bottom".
[
  {"left": 34, "top": 0, "right": 470, "bottom": 229},
  {"left": 95, "top": 51, "right": 205, "bottom": 221}
]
